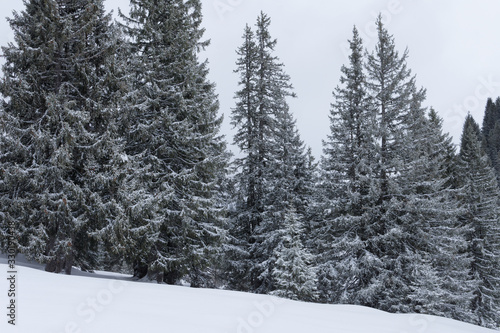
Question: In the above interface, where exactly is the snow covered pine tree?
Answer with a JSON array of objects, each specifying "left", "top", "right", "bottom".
[
  {"left": 119, "top": 0, "right": 228, "bottom": 286},
  {"left": 228, "top": 12, "right": 314, "bottom": 295},
  {"left": 0, "top": 0, "right": 126, "bottom": 274},
  {"left": 317, "top": 17, "right": 474, "bottom": 321},
  {"left": 315, "top": 26, "right": 379, "bottom": 304},
  {"left": 481, "top": 97, "right": 500, "bottom": 181},
  {"left": 271, "top": 207, "right": 317, "bottom": 302},
  {"left": 457, "top": 114, "right": 500, "bottom": 328}
]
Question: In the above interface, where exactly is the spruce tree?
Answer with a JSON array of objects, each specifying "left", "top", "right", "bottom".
[
  {"left": 225, "top": 24, "right": 260, "bottom": 291},
  {"left": 249, "top": 15, "right": 296, "bottom": 292},
  {"left": 365, "top": 15, "right": 416, "bottom": 205},
  {"left": 361, "top": 15, "right": 425, "bottom": 310},
  {"left": 119, "top": 0, "right": 228, "bottom": 286},
  {"left": 481, "top": 97, "right": 500, "bottom": 181},
  {"left": 315, "top": 26, "right": 379, "bottom": 304},
  {"left": 481, "top": 98, "right": 496, "bottom": 143},
  {"left": 399, "top": 101, "right": 473, "bottom": 320},
  {"left": 317, "top": 17, "right": 474, "bottom": 319},
  {"left": 257, "top": 93, "right": 312, "bottom": 294},
  {"left": 486, "top": 120, "right": 500, "bottom": 181},
  {"left": 228, "top": 12, "right": 308, "bottom": 294},
  {"left": 458, "top": 114, "right": 500, "bottom": 328},
  {"left": 0, "top": 0, "right": 125, "bottom": 274},
  {"left": 363, "top": 19, "right": 475, "bottom": 317},
  {"left": 270, "top": 207, "right": 317, "bottom": 302}
]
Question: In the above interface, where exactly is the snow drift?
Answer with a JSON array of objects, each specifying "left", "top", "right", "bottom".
[{"left": 0, "top": 258, "right": 496, "bottom": 333}]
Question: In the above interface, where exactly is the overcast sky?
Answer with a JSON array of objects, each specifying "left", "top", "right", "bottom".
[{"left": 2, "top": 1, "right": 500, "bottom": 158}]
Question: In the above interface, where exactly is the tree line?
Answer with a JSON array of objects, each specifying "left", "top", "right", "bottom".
[{"left": 0, "top": 0, "right": 498, "bottom": 329}]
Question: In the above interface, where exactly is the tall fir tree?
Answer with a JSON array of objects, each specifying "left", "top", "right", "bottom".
[
  {"left": 315, "top": 26, "right": 379, "bottom": 304},
  {"left": 0, "top": 0, "right": 126, "bottom": 274},
  {"left": 458, "top": 114, "right": 500, "bottom": 329},
  {"left": 247, "top": 13, "right": 293, "bottom": 292},
  {"left": 119, "top": 0, "right": 228, "bottom": 285},
  {"left": 364, "top": 17, "right": 475, "bottom": 318},
  {"left": 397, "top": 99, "right": 474, "bottom": 321},
  {"left": 316, "top": 17, "right": 474, "bottom": 320},
  {"left": 257, "top": 88, "right": 313, "bottom": 294},
  {"left": 228, "top": 12, "right": 311, "bottom": 294},
  {"left": 225, "top": 24, "right": 260, "bottom": 291},
  {"left": 361, "top": 15, "right": 425, "bottom": 310}
]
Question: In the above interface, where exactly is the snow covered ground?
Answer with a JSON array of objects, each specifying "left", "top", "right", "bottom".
[{"left": 0, "top": 256, "right": 497, "bottom": 333}]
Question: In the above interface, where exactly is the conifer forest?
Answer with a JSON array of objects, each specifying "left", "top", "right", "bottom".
[{"left": 0, "top": 0, "right": 499, "bottom": 329}]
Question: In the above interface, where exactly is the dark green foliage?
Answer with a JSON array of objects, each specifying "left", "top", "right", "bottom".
[
  {"left": 481, "top": 97, "right": 500, "bottom": 181},
  {"left": 315, "top": 25, "right": 379, "bottom": 304},
  {"left": 228, "top": 12, "right": 314, "bottom": 295},
  {"left": 0, "top": 3, "right": 498, "bottom": 328},
  {"left": 458, "top": 114, "right": 500, "bottom": 329},
  {"left": 119, "top": 0, "right": 228, "bottom": 286},
  {"left": 316, "top": 17, "right": 479, "bottom": 324},
  {"left": 0, "top": 0, "right": 125, "bottom": 274},
  {"left": 270, "top": 207, "right": 317, "bottom": 302}
]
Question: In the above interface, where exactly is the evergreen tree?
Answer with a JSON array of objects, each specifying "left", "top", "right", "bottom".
[
  {"left": 246, "top": 13, "right": 295, "bottom": 293},
  {"left": 120, "top": 0, "right": 228, "bottom": 285},
  {"left": 315, "top": 26, "right": 379, "bottom": 304},
  {"left": 458, "top": 114, "right": 500, "bottom": 328},
  {"left": 399, "top": 101, "right": 473, "bottom": 321},
  {"left": 486, "top": 120, "right": 500, "bottom": 181},
  {"left": 481, "top": 97, "right": 500, "bottom": 181},
  {"left": 463, "top": 113, "right": 483, "bottom": 150},
  {"left": 0, "top": 0, "right": 125, "bottom": 274},
  {"left": 317, "top": 17, "right": 474, "bottom": 320},
  {"left": 270, "top": 207, "right": 317, "bottom": 302},
  {"left": 360, "top": 15, "right": 425, "bottom": 311},
  {"left": 273, "top": 105, "right": 314, "bottom": 223},
  {"left": 428, "top": 109, "right": 460, "bottom": 189},
  {"left": 365, "top": 15, "right": 416, "bottom": 205},
  {"left": 257, "top": 92, "right": 312, "bottom": 294},
  {"left": 228, "top": 12, "right": 309, "bottom": 294},
  {"left": 363, "top": 18, "right": 475, "bottom": 318},
  {"left": 225, "top": 24, "right": 260, "bottom": 291},
  {"left": 481, "top": 98, "right": 497, "bottom": 143}
]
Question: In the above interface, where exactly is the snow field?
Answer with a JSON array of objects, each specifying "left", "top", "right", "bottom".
[{"left": 0, "top": 263, "right": 496, "bottom": 333}]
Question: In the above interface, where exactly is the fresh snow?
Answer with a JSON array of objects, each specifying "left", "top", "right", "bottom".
[{"left": 0, "top": 257, "right": 496, "bottom": 333}]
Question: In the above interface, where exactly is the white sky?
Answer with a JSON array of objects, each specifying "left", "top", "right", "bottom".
[{"left": 2, "top": 0, "right": 500, "bottom": 158}]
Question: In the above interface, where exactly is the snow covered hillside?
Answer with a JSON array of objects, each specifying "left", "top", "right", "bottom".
[{"left": 0, "top": 259, "right": 496, "bottom": 333}]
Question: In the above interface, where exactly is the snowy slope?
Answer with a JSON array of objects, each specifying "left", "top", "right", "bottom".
[{"left": 0, "top": 260, "right": 497, "bottom": 333}]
